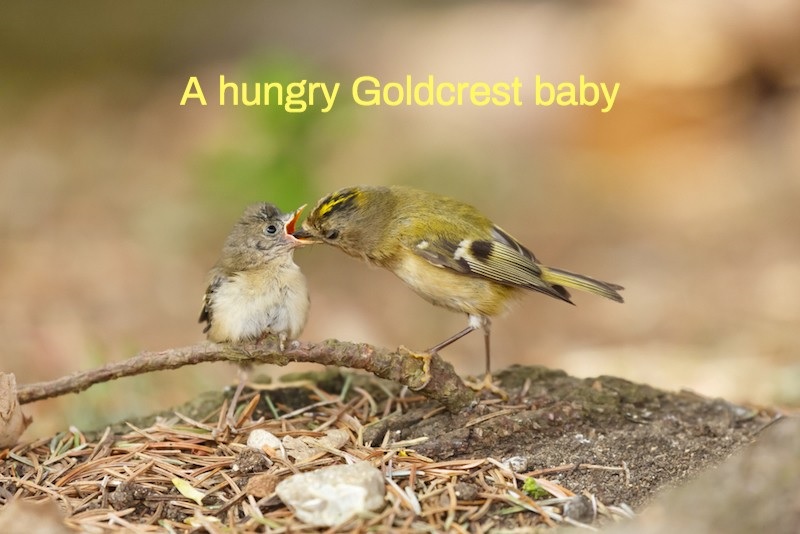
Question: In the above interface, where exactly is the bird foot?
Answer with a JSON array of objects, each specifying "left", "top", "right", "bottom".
[
  {"left": 403, "top": 347, "right": 432, "bottom": 390},
  {"left": 466, "top": 373, "right": 508, "bottom": 401},
  {"left": 253, "top": 333, "right": 287, "bottom": 351}
]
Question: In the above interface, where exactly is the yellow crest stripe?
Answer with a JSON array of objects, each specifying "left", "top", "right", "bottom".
[{"left": 318, "top": 191, "right": 360, "bottom": 217}]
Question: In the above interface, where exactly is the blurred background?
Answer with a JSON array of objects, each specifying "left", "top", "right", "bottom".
[{"left": 2, "top": 1, "right": 799, "bottom": 436}]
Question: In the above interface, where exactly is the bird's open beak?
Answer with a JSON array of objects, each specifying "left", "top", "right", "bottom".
[
  {"left": 283, "top": 205, "right": 311, "bottom": 246},
  {"left": 290, "top": 212, "right": 320, "bottom": 244},
  {"left": 285, "top": 205, "right": 305, "bottom": 235}
]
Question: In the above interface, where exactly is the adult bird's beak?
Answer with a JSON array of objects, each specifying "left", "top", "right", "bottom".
[
  {"left": 291, "top": 227, "right": 315, "bottom": 242},
  {"left": 290, "top": 213, "right": 320, "bottom": 244}
]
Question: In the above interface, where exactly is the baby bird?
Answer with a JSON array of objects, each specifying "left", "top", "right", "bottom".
[{"left": 200, "top": 202, "right": 309, "bottom": 424}]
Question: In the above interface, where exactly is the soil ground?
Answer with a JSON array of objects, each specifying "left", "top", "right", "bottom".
[
  {"left": 325, "top": 365, "right": 775, "bottom": 510},
  {"left": 0, "top": 365, "right": 778, "bottom": 532}
]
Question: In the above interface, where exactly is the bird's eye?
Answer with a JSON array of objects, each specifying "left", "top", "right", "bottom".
[
  {"left": 266, "top": 225, "right": 278, "bottom": 235},
  {"left": 326, "top": 229, "right": 339, "bottom": 240}
]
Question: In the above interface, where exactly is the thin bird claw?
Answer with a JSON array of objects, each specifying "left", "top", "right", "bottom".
[{"left": 466, "top": 373, "right": 508, "bottom": 401}]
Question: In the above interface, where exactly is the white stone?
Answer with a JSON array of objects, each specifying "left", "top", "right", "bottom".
[
  {"left": 276, "top": 461, "right": 386, "bottom": 526},
  {"left": 502, "top": 455, "right": 528, "bottom": 472},
  {"left": 283, "top": 428, "right": 350, "bottom": 461},
  {"left": 247, "top": 429, "right": 282, "bottom": 451}
]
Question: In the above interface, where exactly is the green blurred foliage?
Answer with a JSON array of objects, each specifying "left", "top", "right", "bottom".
[{"left": 197, "top": 57, "right": 343, "bottom": 216}]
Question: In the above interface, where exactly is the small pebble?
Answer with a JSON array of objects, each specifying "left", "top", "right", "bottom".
[
  {"left": 563, "top": 494, "right": 595, "bottom": 523},
  {"left": 232, "top": 448, "right": 272, "bottom": 474},
  {"left": 454, "top": 482, "right": 479, "bottom": 501},
  {"left": 502, "top": 455, "right": 528, "bottom": 472}
]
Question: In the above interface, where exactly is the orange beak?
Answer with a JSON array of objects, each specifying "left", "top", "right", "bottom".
[
  {"left": 283, "top": 204, "right": 309, "bottom": 246},
  {"left": 285, "top": 204, "right": 305, "bottom": 236}
]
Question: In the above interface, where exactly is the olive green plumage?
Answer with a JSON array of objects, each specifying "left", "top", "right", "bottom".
[{"left": 294, "top": 185, "right": 623, "bottom": 391}]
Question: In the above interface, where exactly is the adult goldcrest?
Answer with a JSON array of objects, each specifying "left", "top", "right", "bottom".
[{"left": 293, "top": 185, "right": 623, "bottom": 395}]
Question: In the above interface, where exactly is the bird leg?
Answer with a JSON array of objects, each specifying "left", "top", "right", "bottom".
[
  {"left": 427, "top": 316, "right": 507, "bottom": 399},
  {"left": 483, "top": 323, "right": 491, "bottom": 377},
  {"left": 277, "top": 332, "right": 287, "bottom": 352},
  {"left": 426, "top": 325, "right": 476, "bottom": 353},
  {"left": 470, "top": 326, "right": 508, "bottom": 400},
  {"left": 468, "top": 318, "right": 508, "bottom": 400}
]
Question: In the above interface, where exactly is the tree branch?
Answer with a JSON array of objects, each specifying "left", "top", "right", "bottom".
[{"left": 16, "top": 338, "right": 476, "bottom": 412}]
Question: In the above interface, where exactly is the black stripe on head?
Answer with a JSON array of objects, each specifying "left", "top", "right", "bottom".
[
  {"left": 316, "top": 189, "right": 361, "bottom": 219},
  {"left": 470, "top": 240, "right": 493, "bottom": 261}
]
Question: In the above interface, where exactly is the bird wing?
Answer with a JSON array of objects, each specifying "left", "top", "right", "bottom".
[
  {"left": 412, "top": 225, "right": 572, "bottom": 302},
  {"left": 198, "top": 271, "right": 225, "bottom": 333}
]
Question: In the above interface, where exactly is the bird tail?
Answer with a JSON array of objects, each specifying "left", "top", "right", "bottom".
[{"left": 540, "top": 266, "right": 625, "bottom": 303}]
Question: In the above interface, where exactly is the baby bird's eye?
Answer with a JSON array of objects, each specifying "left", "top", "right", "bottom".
[
  {"left": 325, "top": 229, "right": 339, "bottom": 240},
  {"left": 266, "top": 224, "right": 278, "bottom": 235}
]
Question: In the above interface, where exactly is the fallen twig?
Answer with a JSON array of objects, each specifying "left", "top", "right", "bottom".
[{"left": 15, "top": 337, "right": 476, "bottom": 412}]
